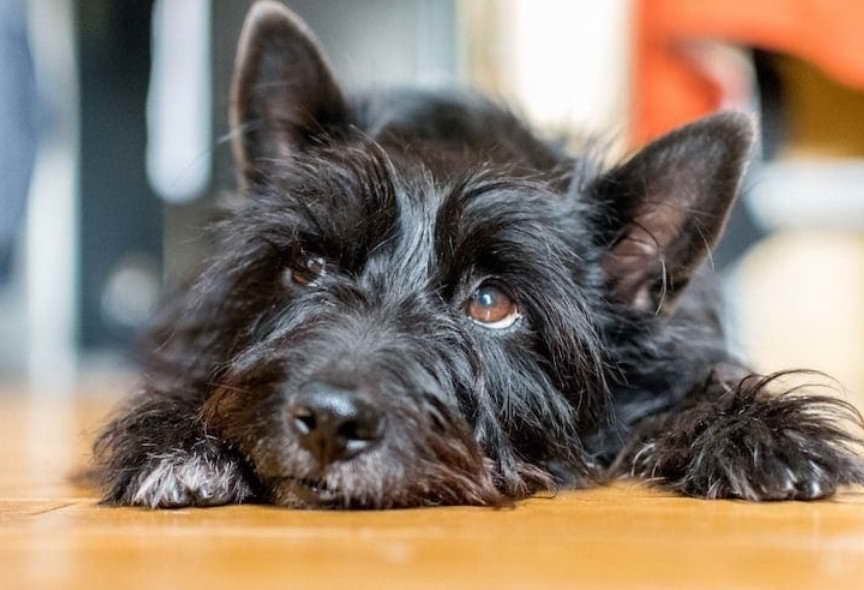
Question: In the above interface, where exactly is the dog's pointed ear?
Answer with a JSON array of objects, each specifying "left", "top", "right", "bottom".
[
  {"left": 591, "top": 112, "right": 754, "bottom": 314},
  {"left": 230, "top": 1, "right": 350, "bottom": 186}
]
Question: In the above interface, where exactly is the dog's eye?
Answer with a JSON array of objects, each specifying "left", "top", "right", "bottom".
[
  {"left": 467, "top": 282, "right": 520, "bottom": 329},
  {"left": 289, "top": 255, "right": 326, "bottom": 286}
]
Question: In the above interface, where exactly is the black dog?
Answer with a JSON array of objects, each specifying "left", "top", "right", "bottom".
[{"left": 94, "top": 1, "right": 864, "bottom": 509}]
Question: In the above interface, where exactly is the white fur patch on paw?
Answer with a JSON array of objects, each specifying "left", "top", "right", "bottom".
[{"left": 130, "top": 452, "right": 251, "bottom": 508}]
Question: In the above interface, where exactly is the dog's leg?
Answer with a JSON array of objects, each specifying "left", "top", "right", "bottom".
[
  {"left": 613, "top": 371, "right": 864, "bottom": 500},
  {"left": 93, "top": 396, "right": 256, "bottom": 508}
]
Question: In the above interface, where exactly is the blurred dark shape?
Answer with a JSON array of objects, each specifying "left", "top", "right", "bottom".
[
  {"left": 752, "top": 49, "right": 788, "bottom": 161},
  {"left": 77, "top": 1, "right": 163, "bottom": 350},
  {"left": 0, "top": 0, "right": 37, "bottom": 283}
]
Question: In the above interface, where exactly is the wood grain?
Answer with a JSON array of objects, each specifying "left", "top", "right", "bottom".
[{"left": 1, "top": 393, "right": 863, "bottom": 590}]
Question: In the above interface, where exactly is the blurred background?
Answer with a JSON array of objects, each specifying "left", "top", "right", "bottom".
[{"left": 0, "top": 0, "right": 862, "bottom": 409}]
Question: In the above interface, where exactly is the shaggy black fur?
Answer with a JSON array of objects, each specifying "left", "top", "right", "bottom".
[{"left": 93, "top": 1, "right": 864, "bottom": 509}]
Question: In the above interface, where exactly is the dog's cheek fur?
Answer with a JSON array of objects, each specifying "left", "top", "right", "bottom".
[{"left": 469, "top": 337, "right": 594, "bottom": 492}]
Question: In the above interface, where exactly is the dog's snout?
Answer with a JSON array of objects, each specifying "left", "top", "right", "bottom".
[{"left": 290, "top": 382, "right": 382, "bottom": 466}]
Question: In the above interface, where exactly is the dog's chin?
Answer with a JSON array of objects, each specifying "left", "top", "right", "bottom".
[{"left": 261, "top": 470, "right": 508, "bottom": 510}]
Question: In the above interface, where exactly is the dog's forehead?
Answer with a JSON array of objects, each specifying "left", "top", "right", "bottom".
[{"left": 358, "top": 158, "right": 591, "bottom": 290}]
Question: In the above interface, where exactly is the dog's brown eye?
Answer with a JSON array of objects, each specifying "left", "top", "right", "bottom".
[
  {"left": 290, "top": 256, "right": 326, "bottom": 286},
  {"left": 467, "top": 283, "right": 520, "bottom": 328}
]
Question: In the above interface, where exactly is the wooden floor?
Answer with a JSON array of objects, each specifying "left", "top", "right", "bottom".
[{"left": 2, "top": 392, "right": 863, "bottom": 590}]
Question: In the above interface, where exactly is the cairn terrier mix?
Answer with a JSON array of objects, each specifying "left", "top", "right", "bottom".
[{"left": 95, "top": 1, "right": 864, "bottom": 508}]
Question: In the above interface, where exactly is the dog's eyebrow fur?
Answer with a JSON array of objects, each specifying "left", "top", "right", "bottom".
[{"left": 247, "top": 138, "right": 591, "bottom": 293}]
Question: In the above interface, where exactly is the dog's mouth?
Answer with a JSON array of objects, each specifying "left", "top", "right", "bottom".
[
  {"left": 293, "top": 477, "right": 334, "bottom": 497},
  {"left": 268, "top": 476, "right": 342, "bottom": 506}
]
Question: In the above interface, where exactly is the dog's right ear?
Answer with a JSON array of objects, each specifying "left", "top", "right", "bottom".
[
  {"left": 230, "top": 1, "right": 350, "bottom": 187},
  {"left": 589, "top": 113, "right": 754, "bottom": 315}
]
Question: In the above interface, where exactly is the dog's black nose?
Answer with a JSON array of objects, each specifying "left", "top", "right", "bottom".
[{"left": 290, "top": 382, "right": 381, "bottom": 466}]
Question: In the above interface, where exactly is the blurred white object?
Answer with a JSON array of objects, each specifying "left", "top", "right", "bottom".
[
  {"left": 101, "top": 255, "right": 161, "bottom": 330},
  {"left": 147, "top": 0, "right": 212, "bottom": 203},
  {"left": 750, "top": 161, "right": 864, "bottom": 231},
  {"left": 733, "top": 231, "right": 864, "bottom": 407},
  {"left": 478, "top": 0, "right": 631, "bottom": 138},
  {"left": 25, "top": 0, "right": 79, "bottom": 392}
]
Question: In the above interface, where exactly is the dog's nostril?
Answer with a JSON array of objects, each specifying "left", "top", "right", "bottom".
[
  {"left": 337, "top": 418, "right": 376, "bottom": 442},
  {"left": 289, "top": 382, "right": 382, "bottom": 466},
  {"left": 336, "top": 419, "right": 360, "bottom": 441},
  {"left": 292, "top": 407, "right": 317, "bottom": 435}
]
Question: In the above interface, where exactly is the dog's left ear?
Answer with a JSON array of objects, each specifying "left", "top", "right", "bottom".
[
  {"left": 230, "top": 1, "right": 350, "bottom": 186},
  {"left": 590, "top": 112, "right": 754, "bottom": 314}
]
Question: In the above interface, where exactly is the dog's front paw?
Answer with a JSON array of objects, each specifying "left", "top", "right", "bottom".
[
  {"left": 620, "top": 392, "right": 864, "bottom": 501},
  {"left": 631, "top": 435, "right": 841, "bottom": 501},
  {"left": 122, "top": 450, "right": 254, "bottom": 509}
]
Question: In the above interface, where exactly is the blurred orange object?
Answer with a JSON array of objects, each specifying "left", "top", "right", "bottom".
[{"left": 633, "top": 0, "right": 864, "bottom": 146}]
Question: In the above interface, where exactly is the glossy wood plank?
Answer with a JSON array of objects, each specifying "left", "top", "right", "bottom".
[{"left": 1, "top": 393, "right": 863, "bottom": 590}]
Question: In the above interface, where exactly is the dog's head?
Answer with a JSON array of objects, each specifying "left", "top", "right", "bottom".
[{"left": 185, "top": 2, "right": 753, "bottom": 508}]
